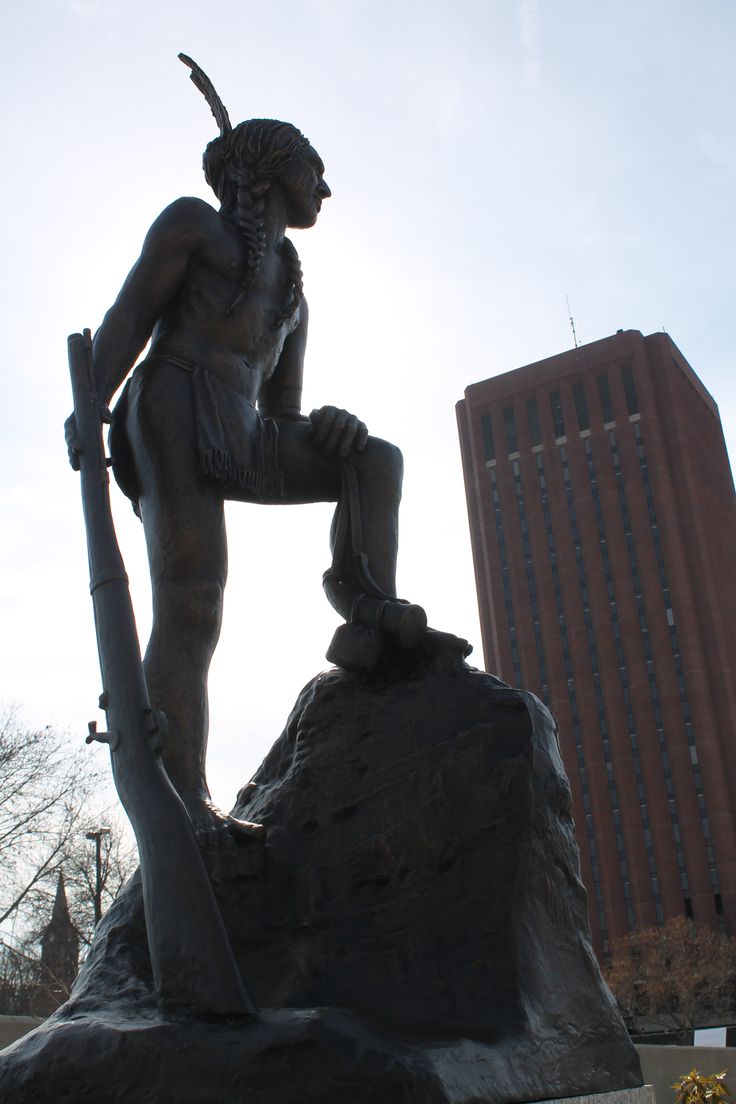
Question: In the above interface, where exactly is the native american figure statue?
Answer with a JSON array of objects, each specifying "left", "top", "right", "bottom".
[
  {"left": 2, "top": 55, "right": 641, "bottom": 1102},
  {"left": 67, "top": 55, "right": 458, "bottom": 845}
]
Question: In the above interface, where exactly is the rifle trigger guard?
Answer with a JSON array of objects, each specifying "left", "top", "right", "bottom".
[{"left": 86, "top": 720, "right": 119, "bottom": 751}]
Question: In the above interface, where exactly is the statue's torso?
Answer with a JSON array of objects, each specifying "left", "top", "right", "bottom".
[{"left": 148, "top": 203, "right": 301, "bottom": 402}]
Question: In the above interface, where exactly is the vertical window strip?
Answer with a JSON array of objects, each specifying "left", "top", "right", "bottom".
[
  {"left": 574, "top": 381, "right": 590, "bottom": 432},
  {"left": 504, "top": 406, "right": 518, "bottom": 454},
  {"left": 480, "top": 413, "right": 496, "bottom": 463},
  {"left": 526, "top": 398, "right": 542, "bottom": 447},
  {"left": 560, "top": 443, "right": 636, "bottom": 930},
  {"left": 606, "top": 430, "right": 683, "bottom": 920},
  {"left": 512, "top": 460, "right": 549, "bottom": 703},
  {"left": 489, "top": 467, "right": 522, "bottom": 686},
  {"left": 632, "top": 421, "right": 722, "bottom": 901},
  {"left": 534, "top": 451, "right": 609, "bottom": 946},
  {"left": 597, "top": 374, "right": 614, "bottom": 424},
  {"left": 550, "top": 391, "right": 566, "bottom": 439},
  {"left": 621, "top": 363, "right": 639, "bottom": 416}
]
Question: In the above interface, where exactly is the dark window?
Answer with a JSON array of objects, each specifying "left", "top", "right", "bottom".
[
  {"left": 550, "top": 391, "right": 565, "bottom": 438},
  {"left": 621, "top": 363, "right": 639, "bottom": 415},
  {"left": 480, "top": 414, "right": 495, "bottom": 462},
  {"left": 526, "top": 399, "right": 542, "bottom": 446},
  {"left": 573, "top": 382, "right": 590, "bottom": 431},
  {"left": 597, "top": 374, "right": 614, "bottom": 423},
  {"left": 504, "top": 407, "right": 518, "bottom": 453}
]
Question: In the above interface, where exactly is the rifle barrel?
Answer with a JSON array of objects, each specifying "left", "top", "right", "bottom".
[{"left": 68, "top": 331, "right": 255, "bottom": 1017}]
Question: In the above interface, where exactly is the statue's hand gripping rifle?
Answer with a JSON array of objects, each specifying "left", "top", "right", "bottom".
[{"left": 67, "top": 329, "right": 255, "bottom": 1017}]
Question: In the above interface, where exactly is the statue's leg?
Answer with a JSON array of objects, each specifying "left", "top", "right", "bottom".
[
  {"left": 140, "top": 487, "right": 226, "bottom": 820},
  {"left": 275, "top": 422, "right": 400, "bottom": 590},
  {"left": 125, "top": 364, "right": 260, "bottom": 843},
  {"left": 273, "top": 421, "right": 426, "bottom": 665}
]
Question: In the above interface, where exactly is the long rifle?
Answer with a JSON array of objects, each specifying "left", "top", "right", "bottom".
[{"left": 68, "top": 329, "right": 255, "bottom": 1017}]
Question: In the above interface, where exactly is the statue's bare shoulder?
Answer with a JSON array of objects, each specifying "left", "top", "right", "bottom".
[{"left": 140, "top": 196, "right": 229, "bottom": 262}]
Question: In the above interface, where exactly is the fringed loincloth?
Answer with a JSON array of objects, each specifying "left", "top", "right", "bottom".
[
  {"left": 109, "top": 355, "right": 284, "bottom": 515},
  {"left": 190, "top": 361, "right": 283, "bottom": 499}
]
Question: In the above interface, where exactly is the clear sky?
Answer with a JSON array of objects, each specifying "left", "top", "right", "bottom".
[{"left": 1, "top": 0, "right": 734, "bottom": 815}]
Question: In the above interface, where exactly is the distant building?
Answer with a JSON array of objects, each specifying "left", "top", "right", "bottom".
[
  {"left": 35, "top": 872, "right": 78, "bottom": 1014},
  {"left": 457, "top": 330, "right": 736, "bottom": 951}
]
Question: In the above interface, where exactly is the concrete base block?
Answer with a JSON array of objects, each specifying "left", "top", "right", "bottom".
[
  {"left": 543, "top": 1088, "right": 656, "bottom": 1104},
  {"left": 637, "top": 1044, "right": 736, "bottom": 1104}
]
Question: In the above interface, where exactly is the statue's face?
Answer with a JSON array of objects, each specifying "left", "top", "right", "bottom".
[{"left": 278, "top": 145, "right": 331, "bottom": 229}]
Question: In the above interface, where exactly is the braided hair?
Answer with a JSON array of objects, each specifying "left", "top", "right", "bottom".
[{"left": 203, "top": 120, "right": 309, "bottom": 319}]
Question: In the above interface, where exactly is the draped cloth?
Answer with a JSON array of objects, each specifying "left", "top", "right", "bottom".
[
  {"left": 192, "top": 364, "right": 283, "bottom": 500},
  {"left": 109, "top": 356, "right": 284, "bottom": 515}
]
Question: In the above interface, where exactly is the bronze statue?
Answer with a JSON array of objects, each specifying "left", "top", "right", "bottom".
[
  {"left": 0, "top": 54, "right": 643, "bottom": 1098},
  {"left": 66, "top": 55, "right": 430, "bottom": 845}
]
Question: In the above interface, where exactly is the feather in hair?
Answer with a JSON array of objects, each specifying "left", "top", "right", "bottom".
[{"left": 178, "top": 53, "right": 232, "bottom": 137}]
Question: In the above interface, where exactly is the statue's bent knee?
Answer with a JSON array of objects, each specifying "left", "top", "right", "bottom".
[{"left": 358, "top": 438, "right": 403, "bottom": 493}]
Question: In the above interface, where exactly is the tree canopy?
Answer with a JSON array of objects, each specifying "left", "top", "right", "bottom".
[{"left": 605, "top": 917, "right": 736, "bottom": 1038}]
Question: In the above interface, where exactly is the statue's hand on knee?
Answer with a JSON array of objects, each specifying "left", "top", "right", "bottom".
[{"left": 309, "top": 405, "right": 368, "bottom": 459}]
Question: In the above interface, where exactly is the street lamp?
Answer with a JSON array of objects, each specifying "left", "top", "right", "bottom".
[{"left": 85, "top": 826, "right": 111, "bottom": 925}]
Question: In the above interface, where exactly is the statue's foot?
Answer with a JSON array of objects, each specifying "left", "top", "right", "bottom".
[
  {"left": 377, "top": 600, "right": 428, "bottom": 649},
  {"left": 184, "top": 794, "right": 266, "bottom": 850},
  {"left": 326, "top": 597, "right": 429, "bottom": 673},
  {"left": 326, "top": 599, "right": 473, "bottom": 673},
  {"left": 326, "top": 621, "right": 383, "bottom": 672},
  {"left": 353, "top": 595, "right": 427, "bottom": 648}
]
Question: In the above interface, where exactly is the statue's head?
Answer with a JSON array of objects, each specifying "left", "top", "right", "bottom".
[{"left": 203, "top": 120, "right": 330, "bottom": 229}]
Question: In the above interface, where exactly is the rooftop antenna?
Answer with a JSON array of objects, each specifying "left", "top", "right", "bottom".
[{"left": 565, "top": 294, "right": 580, "bottom": 348}]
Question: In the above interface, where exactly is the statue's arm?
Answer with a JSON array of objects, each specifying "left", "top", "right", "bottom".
[
  {"left": 92, "top": 198, "right": 207, "bottom": 404},
  {"left": 260, "top": 299, "right": 367, "bottom": 458},
  {"left": 259, "top": 300, "right": 309, "bottom": 421}
]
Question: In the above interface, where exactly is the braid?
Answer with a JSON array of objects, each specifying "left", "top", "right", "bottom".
[{"left": 228, "top": 170, "right": 269, "bottom": 306}]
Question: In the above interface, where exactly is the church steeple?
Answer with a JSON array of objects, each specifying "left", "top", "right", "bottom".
[
  {"left": 49, "top": 871, "right": 73, "bottom": 927},
  {"left": 38, "top": 871, "right": 79, "bottom": 1013}
]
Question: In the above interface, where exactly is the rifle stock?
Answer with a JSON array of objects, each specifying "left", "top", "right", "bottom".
[{"left": 68, "top": 330, "right": 255, "bottom": 1017}]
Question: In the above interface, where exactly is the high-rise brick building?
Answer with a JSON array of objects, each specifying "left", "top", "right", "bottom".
[{"left": 457, "top": 329, "right": 736, "bottom": 951}]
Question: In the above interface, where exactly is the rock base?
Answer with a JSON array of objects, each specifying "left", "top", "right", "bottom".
[
  {"left": 0, "top": 655, "right": 642, "bottom": 1103},
  {"left": 0, "top": 1005, "right": 644, "bottom": 1104}
]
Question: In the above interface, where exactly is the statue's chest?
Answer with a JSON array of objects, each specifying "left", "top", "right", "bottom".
[{"left": 202, "top": 238, "right": 291, "bottom": 313}]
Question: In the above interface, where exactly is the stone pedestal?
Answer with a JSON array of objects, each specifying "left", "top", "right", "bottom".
[{"left": 0, "top": 657, "right": 643, "bottom": 1103}]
